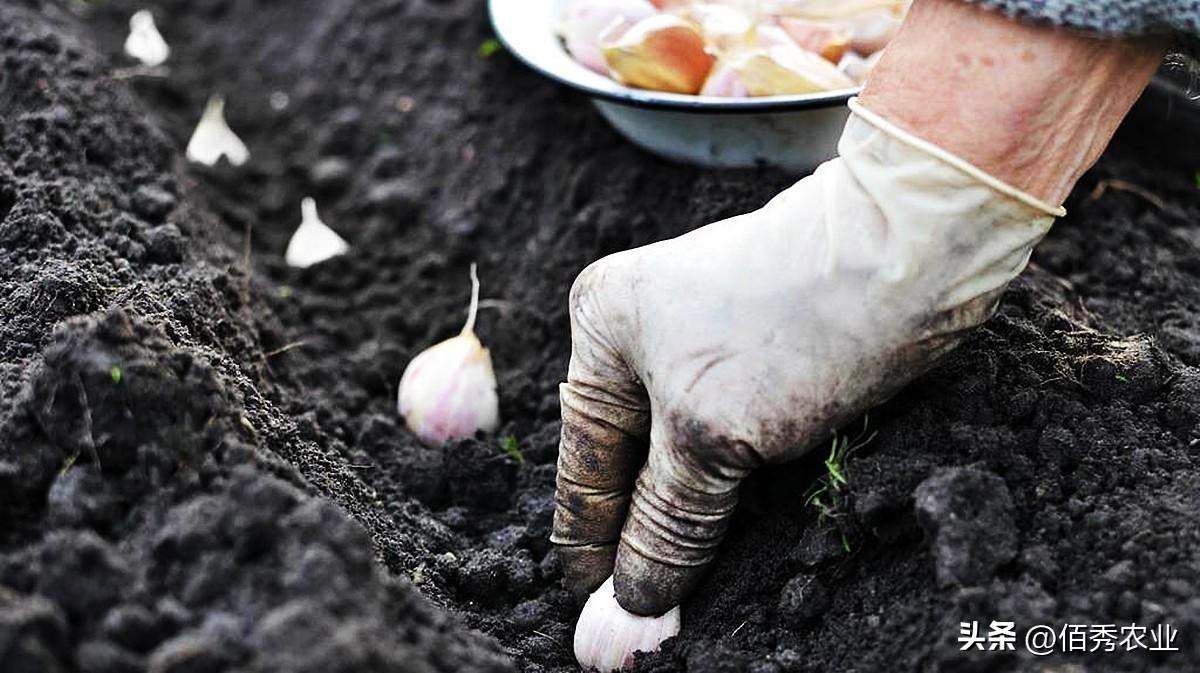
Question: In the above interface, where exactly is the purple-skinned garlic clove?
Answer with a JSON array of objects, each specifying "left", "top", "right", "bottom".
[{"left": 397, "top": 264, "right": 500, "bottom": 446}]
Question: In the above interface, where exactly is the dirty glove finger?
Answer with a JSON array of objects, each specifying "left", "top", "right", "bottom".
[
  {"left": 612, "top": 417, "right": 755, "bottom": 616},
  {"left": 552, "top": 264, "right": 650, "bottom": 604}
]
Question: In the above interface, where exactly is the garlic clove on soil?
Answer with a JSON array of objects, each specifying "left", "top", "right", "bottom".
[
  {"left": 397, "top": 264, "right": 500, "bottom": 446},
  {"left": 124, "top": 10, "right": 170, "bottom": 67},
  {"left": 574, "top": 576, "right": 681, "bottom": 672},
  {"left": 186, "top": 95, "right": 250, "bottom": 167},
  {"left": 285, "top": 197, "right": 350, "bottom": 268},
  {"left": 601, "top": 14, "right": 715, "bottom": 94},
  {"left": 562, "top": 0, "right": 657, "bottom": 75}
]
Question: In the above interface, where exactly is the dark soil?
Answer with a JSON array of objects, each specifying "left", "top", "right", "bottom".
[{"left": 1, "top": 1, "right": 1198, "bottom": 672}]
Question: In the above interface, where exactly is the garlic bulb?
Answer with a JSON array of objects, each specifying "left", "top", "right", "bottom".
[
  {"left": 285, "top": 198, "right": 349, "bottom": 268},
  {"left": 186, "top": 95, "right": 250, "bottom": 167},
  {"left": 124, "top": 10, "right": 170, "bottom": 67},
  {"left": 397, "top": 264, "right": 500, "bottom": 446},
  {"left": 574, "top": 576, "right": 681, "bottom": 672}
]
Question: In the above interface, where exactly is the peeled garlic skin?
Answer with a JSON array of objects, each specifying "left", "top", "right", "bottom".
[
  {"left": 601, "top": 14, "right": 714, "bottom": 95},
  {"left": 574, "top": 577, "right": 681, "bottom": 672},
  {"left": 397, "top": 332, "right": 499, "bottom": 446}
]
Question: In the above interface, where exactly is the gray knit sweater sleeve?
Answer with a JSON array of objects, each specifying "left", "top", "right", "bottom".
[{"left": 962, "top": 0, "right": 1200, "bottom": 40}]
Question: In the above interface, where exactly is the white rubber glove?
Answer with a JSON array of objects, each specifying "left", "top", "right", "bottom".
[{"left": 551, "top": 98, "right": 1064, "bottom": 616}]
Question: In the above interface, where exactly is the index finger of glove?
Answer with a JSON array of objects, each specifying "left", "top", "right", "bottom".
[{"left": 552, "top": 263, "right": 650, "bottom": 603}]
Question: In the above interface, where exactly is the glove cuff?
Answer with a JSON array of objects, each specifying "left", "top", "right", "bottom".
[{"left": 846, "top": 97, "right": 1066, "bottom": 219}]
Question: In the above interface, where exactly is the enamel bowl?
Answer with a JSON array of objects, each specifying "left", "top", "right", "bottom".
[{"left": 489, "top": 0, "right": 860, "bottom": 173}]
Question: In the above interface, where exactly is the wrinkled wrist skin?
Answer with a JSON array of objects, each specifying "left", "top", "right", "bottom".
[{"left": 859, "top": 0, "right": 1166, "bottom": 206}]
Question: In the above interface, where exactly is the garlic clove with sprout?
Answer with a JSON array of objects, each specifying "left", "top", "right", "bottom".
[
  {"left": 285, "top": 197, "right": 349, "bottom": 268},
  {"left": 601, "top": 14, "right": 715, "bottom": 94},
  {"left": 124, "top": 10, "right": 170, "bottom": 67},
  {"left": 562, "top": 0, "right": 657, "bottom": 75},
  {"left": 186, "top": 95, "right": 250, "bottom": 167},
  {"left": 574, "top": 576, "right": 681, "bottom": 672},
  {"left": 397, "top": 264, "right": 500, "bottom": 446}
]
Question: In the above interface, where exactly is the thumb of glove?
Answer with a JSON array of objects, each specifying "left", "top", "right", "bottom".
[{"left": 612, "top": 416, "right": 757, "bottom": 615}]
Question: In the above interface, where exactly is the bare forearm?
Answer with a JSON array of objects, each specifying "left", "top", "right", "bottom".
[{"left": 859, "top": 0, "right": 1167, "bottom": 205}]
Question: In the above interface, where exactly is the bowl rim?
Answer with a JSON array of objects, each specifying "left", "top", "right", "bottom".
[{"left": 488, "top": 0, "right": 859, "bottom": 113}]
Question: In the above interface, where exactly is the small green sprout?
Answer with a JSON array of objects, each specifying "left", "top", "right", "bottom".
[
  {"left": 478, "top": 38, "right": 502, "bottom": 59},
  {"left": 1115, "top": 373, "right": 1129, "bottom": 382},
  {"left": 805, "top": 416, "right": 876, "bottom": 553},
  {"left": 277, "top": 285, "right": 293, "bottom": 299},
  {"left": 500, "top": 434, "right": 524, "bottom": 465},
  {"left": 110, "top": 366, "right": 122, "bottom": 384},
  {"left": 1194, "top": 171, "right": 1199, "bottom": 190}
]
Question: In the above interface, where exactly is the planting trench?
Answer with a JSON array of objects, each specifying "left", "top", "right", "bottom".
[{"left": 2, "top": 1, "right": 1200, "bottom": 671}]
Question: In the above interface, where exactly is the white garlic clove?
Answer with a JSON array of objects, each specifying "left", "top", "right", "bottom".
[
  {"left": 285, "top": 197, "right": 349, "bottom": 268},
  {"left": 574, "top": 576, "right": 681, "bottom": 672},
  {"left": 186, "top": 95, "right": 250, "bottom": 167},
  {"left": 397, "top": 264, "right": 500, "bottom": 446},
  {"left": 124, "top": 10, "right": 170, "bottom": 67},
  {"left": 562, "top": 0, "right": 656, "bottom": 75}
]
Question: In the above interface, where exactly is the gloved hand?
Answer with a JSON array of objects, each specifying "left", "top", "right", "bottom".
[{"left": 551, "top": 98, "right": 1063, "bottom": 616}]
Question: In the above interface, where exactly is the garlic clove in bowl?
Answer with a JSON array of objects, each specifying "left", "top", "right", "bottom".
[
  {"left": 725, "top": 41, "right": 855, "bottom": 96},
  {"left": 562, "top": 0, "right": 657, "bottom": 75},
  {"left": 601, "top": 14, "right": 715, "bottom": 94}
]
